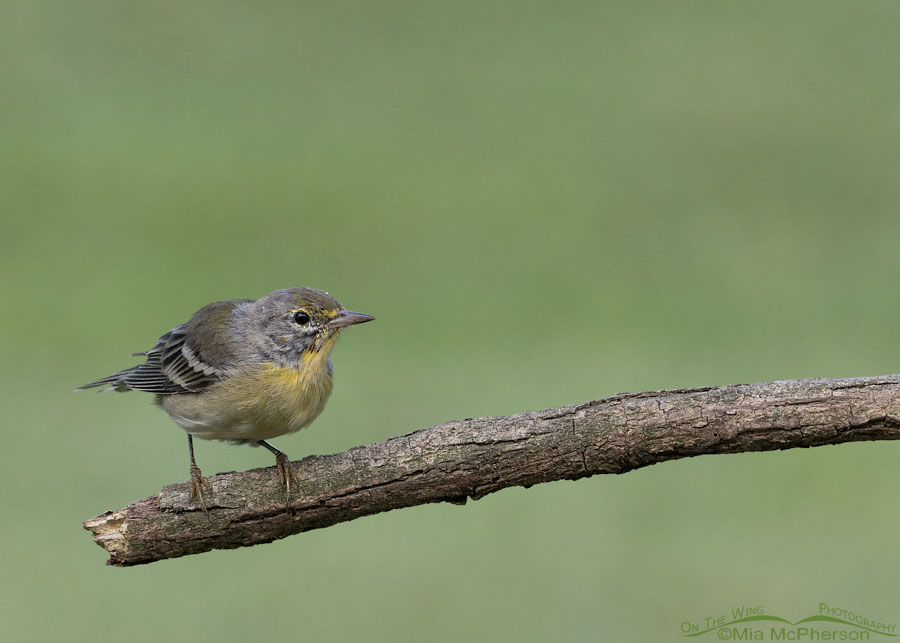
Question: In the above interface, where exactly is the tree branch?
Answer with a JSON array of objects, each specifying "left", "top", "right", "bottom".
[{"left": 84, "top": 375, "right": 900, "bottom": 566}]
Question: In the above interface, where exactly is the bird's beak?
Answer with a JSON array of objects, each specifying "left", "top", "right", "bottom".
[{"left": 328, "top": 310, "right": 375, "bottom": 329}]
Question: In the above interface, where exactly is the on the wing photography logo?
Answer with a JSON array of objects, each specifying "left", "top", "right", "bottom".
[{"left": 680, "top": 602, "right": 896, "bottom": 640}]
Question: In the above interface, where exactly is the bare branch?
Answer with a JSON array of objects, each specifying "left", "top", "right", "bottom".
[{"left": 84, "top": 375, "right": 900, "bottom": 566}]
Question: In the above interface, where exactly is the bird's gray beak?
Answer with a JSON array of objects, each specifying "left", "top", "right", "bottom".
[{"left": 328, "top": 310, "right": 375, "bottom": 329}]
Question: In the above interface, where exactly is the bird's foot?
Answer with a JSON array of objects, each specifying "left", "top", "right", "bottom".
[
  {"left": 275, "top": 452, "right": 297, "bottom": 506},
  {"left": 189, "top": 462, "right": 212, "bottom": 515}
]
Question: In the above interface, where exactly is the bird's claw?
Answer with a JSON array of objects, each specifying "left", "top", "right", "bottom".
[
  {"left": 275, "top": 452, "right": 297, "bottom": 506},
  {"left": 189, "top": 462, "right": 212, "bottom": 515}
]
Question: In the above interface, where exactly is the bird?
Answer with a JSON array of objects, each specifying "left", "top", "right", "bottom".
[{"left": 78, "top": 287, "right": 374, "bottom": 511}]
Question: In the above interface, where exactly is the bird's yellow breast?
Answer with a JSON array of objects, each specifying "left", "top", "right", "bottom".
[
  {"left": 256, "top": 348, "right": 335, "bottom": 432},
  {"left": 164, "top": 342, "right": 337, "bottom": 441}
]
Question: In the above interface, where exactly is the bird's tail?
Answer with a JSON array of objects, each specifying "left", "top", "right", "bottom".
[{"left": 75, "top": 367, "right": 139, "bottom": 392}]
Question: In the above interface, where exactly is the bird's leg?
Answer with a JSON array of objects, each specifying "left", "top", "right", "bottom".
[
  {"left": 258, "top": 440, "right": 297, "bottom": 505},
  {"left": 187, "top": 434, "right": 211, "bottom": 514}
]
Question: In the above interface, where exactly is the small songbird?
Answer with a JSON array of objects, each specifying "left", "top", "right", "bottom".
[{"left": 78, "top": 287, "right": 374, "bottom": 511}]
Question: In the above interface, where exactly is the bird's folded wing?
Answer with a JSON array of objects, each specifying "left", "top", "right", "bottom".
[{"left": 112, "top": 324, "right": 225, "bottom": 393}]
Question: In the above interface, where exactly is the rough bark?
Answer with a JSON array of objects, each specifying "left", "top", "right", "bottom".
[{"left": 84, "top": 375, "right": 900, "bottom": 566}]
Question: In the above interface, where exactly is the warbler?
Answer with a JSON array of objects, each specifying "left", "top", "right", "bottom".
[{"left": 78, "top": 287, "right": 374, "bottom": 511}]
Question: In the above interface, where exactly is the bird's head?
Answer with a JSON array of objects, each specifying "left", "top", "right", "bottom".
[{"left": 251, "top": 287, "right": 374, "bottom": 364}]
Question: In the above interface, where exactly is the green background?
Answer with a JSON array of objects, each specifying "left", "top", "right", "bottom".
[{"left": 3, "top": 1, "right": 900, "bottom": 640}]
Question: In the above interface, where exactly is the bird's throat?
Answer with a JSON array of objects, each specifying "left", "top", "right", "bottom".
[{"left": 264, "top": 333, "right": 338, "bottom": 390}]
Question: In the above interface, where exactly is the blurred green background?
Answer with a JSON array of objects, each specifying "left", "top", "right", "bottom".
[{"left": 3, "top": 0, "right": 900, "bottom": 640}]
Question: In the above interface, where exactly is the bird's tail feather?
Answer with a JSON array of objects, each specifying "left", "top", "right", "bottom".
[{"left": 75, "top": 367, "right": 139, "bottom": 392}]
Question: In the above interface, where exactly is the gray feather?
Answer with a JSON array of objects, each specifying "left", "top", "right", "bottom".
[{"left": 77, "top": 299, "right": 252, "bottom": 394}]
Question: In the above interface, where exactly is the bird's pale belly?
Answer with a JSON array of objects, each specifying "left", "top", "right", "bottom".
[{"left": 160, "top": 360, "right": 334, "bottom": 442}]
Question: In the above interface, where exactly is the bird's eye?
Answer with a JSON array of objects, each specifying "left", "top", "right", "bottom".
[{"left": 293, "top": 310, "right": 311, "bottom": 325}]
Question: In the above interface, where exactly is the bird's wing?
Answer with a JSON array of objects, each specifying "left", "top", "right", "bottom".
[{"left": 78, "top": 299, "right": 251, "bottom": 394}]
